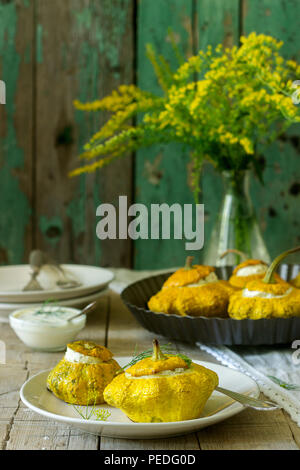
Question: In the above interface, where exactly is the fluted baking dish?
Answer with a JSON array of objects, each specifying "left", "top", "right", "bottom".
[{"left": 120, "top": 264, "right": 300, "bottom": 345}]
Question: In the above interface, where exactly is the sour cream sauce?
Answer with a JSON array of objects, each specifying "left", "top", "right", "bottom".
[
  {"left": 14, "top": 306, "right": 78, "bottom": 326},
  {"left": 9, "top": 306, "right": 86, "bottom": 351},
  {"left": 125, "top": 368, "right": 191, "bottom": 379},
  {"left": 236, "top": 264, "right": 267, "bottom": 277}
]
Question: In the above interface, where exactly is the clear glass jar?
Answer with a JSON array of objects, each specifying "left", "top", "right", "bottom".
[{"left": 203, "top": 170, "right": 271, "bottom": 266}]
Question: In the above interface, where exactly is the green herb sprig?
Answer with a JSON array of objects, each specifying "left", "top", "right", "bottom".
[
  {"left": 267, "top": 375, "right": 300, "bottom": 391},
  {"left": 116, "top": 342, "right": 192, "bottom": 374},
  {"left": 34, "top": 298, "right": 59, "bottom": 316},
  {"left": 71, "top": 403, "right": 111, "bottom": 421}
]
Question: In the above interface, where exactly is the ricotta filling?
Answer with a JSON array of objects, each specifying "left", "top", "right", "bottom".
[
  {"left": 125, "top": 367, "right": 191, "bottom": 379},
  {"left": 236, "top": 264, "right": 267, "bottom": 277},
  {"left": 64, "top": 347, "right": 103, "bottom": 364},
  {"left": 242, "top": 287, "right": 293, "bottom": 299},
  {"left": 186, "top": 271, "right": 219, "bottom": 287}
]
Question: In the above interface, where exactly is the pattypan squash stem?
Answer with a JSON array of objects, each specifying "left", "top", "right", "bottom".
[
  {"left": 185, "top": 256, "right": 194, "bottom": 270},
  {"left": 263, "top": 246, "right": 300, "bottom": 284},
  {"left": 152, "top": 339, "right": 166, "bottom": 362},
  {"left": 219, "top": 249, "right": 248, "bottom": 261}
]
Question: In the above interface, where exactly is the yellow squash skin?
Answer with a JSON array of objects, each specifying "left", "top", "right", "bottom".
[
  {"left": 47, "top": 341, "right": 120, "bottom": 405},
  {"left": 173, "top": 283, "right": 229, "bottom": 317},
  {"left": 103, "top": 358, "right": 218, "bottom": 423},
  {"left": 128, "top": 355, "right": 189, "bottom": 376},
  {"left": 291, "top": 273, "right": 300, "bottom": 289},
  {"left": 148, "top": 282, "right": 231, "bottom": 317},
  {"left": 228, "top": 280, "right": 300, "bottom": 319},
  {"left": 148, "top": 287, "right": 180, "bottom": 315},
  {"left": 163, "top": 264, "right": 217, "bottom": 288}
]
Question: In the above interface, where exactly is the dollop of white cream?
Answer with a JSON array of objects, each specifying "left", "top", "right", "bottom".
[
  {"left": 242, "top": 287, "right": 293, "bottom": 299},
  {"left": 64, "top": 346, "right": 103, "bottom": 364},
  {"left": 125, "top": 367, "right": 190, "bottom": 379},
  {"left": 236, "top": 264, "right": 267, "bottom": 277}
]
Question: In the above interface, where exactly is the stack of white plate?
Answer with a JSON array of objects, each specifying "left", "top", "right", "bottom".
[{"left": 0, "top": 264, "right": 114, "bottom": 322}]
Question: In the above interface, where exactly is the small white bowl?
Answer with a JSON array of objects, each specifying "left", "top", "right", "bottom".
[{"left": 9, "top": 306, "right": 86, "bottom": 351}]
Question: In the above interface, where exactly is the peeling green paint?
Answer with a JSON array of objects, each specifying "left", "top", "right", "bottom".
[
  {"left": 39, "top": 215, "right": 63, "bottom": 246},
  {"left": 135, "top": 0, "right": 195, "bottom": 269},
  {"left": 0, "top": 3, "right": 31, "bottom": 264},
  {"left": 68, "top": 1, "right": 131, "bottom": 263},
  {"left": 74, "top": 7, "right": 92, "bottom": 32},
  {"left": 36, "top": 24, "right": 43, "bottom": 64},
  {"left": 67, "top": 37, "right": 101, "bottom": 262},
  {"left": 66, "top": 177, "right": 87, "bottom": 240},
  {"left": 74, "top": 0, "right": 130, "bottom": 79}
]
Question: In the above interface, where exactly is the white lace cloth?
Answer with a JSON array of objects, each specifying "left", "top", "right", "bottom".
[
  {"left": 196, "top": 342, "right": 300, "bottom": 426},
  {"left": 109, "top": 268, "right": 300, "bottom": 427}
]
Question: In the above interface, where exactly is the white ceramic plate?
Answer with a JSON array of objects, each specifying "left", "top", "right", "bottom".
[
  {"left": 20, "top": 358, "right": 260, "bottom": 439},
  {"left": 0, "top": 288, "right": 110, "bottom": 323},
  {"left": 0, "top": 264, "right": 114, "bottom": 303}
]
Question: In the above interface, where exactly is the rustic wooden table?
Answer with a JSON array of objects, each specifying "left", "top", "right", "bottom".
[{"left": 1, "top": 289, "right": 300, "bottom": 451}]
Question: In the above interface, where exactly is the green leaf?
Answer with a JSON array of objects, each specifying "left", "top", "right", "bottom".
[{"left": 267, "top": 375, "right": 300, "bottom": 391}]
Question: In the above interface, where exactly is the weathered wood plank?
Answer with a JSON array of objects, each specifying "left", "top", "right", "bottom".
[
  {"left": 34, "top": 0, "right": 133, "bottom": 267},
  {"left": 283, "top": 410, "right": 300, "bottom": 449},
  {"left": 197, "top": 405, "right": 299, "bottom": 450},
  {"left": 101, "top": 434, "right": 200, "bottom": 451},
  {"left": 243, "top": 0, "right": 300, "bottom": 260},
  {"left": 0, "top": 0, "right": 33, "bottom": 264},
  {"left": 134, "top": 0, "right": 195, "bottom": 270}
]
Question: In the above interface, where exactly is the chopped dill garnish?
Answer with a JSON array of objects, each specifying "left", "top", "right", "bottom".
[
  {"left": 116, "top": 343, "right": 192, "bottom": 374},
  {"left": 70, "top": 390, "right": 111, "bottom": 421},
  {"left": 34, "top": 299, "right": 62, "bottom": 317},
  {"left": 267, "top": 375, "right": 300, "bottom": 391},
  {"left": 71, "top": 404, "right": 111, "bottom": 421},
  {"left": 176, "top": 353, "right": 192, "bottom": 368}
]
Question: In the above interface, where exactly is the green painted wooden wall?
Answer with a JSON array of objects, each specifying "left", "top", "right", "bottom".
[{"left": 0, "top": 0, "right": 299, "bottom": 270}]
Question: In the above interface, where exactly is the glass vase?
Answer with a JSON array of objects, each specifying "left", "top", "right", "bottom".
[{"left": 202, "top": 170, "right": 271, "bottom": 267}]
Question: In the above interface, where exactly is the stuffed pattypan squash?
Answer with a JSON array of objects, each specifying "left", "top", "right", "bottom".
[
  {"left": 220, "top": 249, "right": 283, "bottom": 288},
  {"left": 163, "top": 256, "right": 218, "bottom": 288},
  {"left": 148, "top": 283, "right": 229, "bottom": 317},
  {"left": 228, "top": 247, "right": 300, "bottom": 319},
  {"left": 103, "top": 340, "right": 218, "bottom": 423},
  {"left": 148, "top": 257, "right": 235, "bottom": 317},
  {"left": 47, "top": 340, "right": 120, "bottom": 405}
]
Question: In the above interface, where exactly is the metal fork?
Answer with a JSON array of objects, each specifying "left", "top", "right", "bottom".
[
  {"left": 23, "top": 250, "right": 82, "bottom": 291},
  {"left": 216, "top": 386, "right": 280, "bottom": 411},
  {"left": 23, "top": 251, "right": 45, "bottom": 291},
  {"left": 51, "top": 264, "right": 82, "bottom": 289}
]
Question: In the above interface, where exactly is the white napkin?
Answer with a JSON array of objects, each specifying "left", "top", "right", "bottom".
[{"left": 197, "top": 342, "right": 300, "bottom": 426}]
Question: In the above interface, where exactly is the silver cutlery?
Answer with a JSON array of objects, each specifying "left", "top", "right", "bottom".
[
  {"left": 216, "top": 386, "right": 280, "bottom": 411},
  {"left": 67, "top": 301, "right": 97, "bottom": 322},
  {"left": 23, "top": 250, "right": 82, "bottom": 291},
  {"left": 23, "top": 250, "right": 46, "bottom": 291}
]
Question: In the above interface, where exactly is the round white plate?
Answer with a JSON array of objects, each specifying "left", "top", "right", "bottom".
[
  {"left": 0, "top": 264, "right": 114, "bottom": 303},
  {"left": 20, "top": 358, "right": 260, "bottom": 439},
  {"left": 0, "top": 288, "right": 110, "bottom": 323}
]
